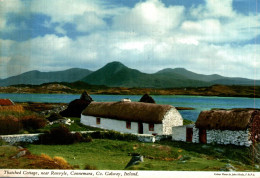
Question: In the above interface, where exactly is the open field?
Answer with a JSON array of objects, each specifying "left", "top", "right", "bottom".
[{"left": 24, "top": 139, "right": 259, "bottom": 171}]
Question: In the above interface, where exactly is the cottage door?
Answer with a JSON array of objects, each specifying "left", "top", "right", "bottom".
[
  {"left": 138, "top": 122, "right": 143, "bottom": 134},
  {"left": 199, "top": 129, "right": 207, "bottom": 144},
  {"left": 186, "top": 128, "right": 193, "bottom": 142}
]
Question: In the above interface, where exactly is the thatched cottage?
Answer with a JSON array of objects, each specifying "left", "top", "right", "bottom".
[
  {"left": 172, "top": 109, "right": 260, "bottom": 147},
  {"left": 81, "top": 101, "right": 183, "bottom": 135}
]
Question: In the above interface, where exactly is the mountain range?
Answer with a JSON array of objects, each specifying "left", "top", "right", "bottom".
[
  {"left": 0, "top": 68, "right": 92, "bottom": 86},
  {"left": 0, "top": 61, "right": 259, "bottom": 88}
]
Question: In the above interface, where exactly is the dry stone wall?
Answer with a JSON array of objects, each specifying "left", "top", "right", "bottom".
[
  {"left": 192, "top": 127, "right": 252, "bottom": 147},
  {"left": 0, "top": 134, "right": 40, "bottom": 144}
]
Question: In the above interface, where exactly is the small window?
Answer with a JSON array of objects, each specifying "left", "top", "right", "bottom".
[
  {"left": 149, "top": 123, "right": 154, "bottom": 131},
  {"left": 96, "top": 117, "right": 100, "bottom": 125},
  {"left": 126, "top": 121, "right": 131, "bottom": 129}
]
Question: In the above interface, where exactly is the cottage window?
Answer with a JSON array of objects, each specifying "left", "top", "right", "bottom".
[
  {"left": 149, "top": 123, "right": 154, "bottom": 131},
  {"left": 96, "top": 118, "right": 100, "bottom": 125},
  {"left": 126, "top": 121, "right": 131, "bottom": 129}
]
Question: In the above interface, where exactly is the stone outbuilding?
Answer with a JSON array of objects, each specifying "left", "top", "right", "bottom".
[
  {"left": 172, "top": 109, "right": 260, "bottom": 147},
  {"left": 81, "top": 101, "right": 183, "bottom": 135}
]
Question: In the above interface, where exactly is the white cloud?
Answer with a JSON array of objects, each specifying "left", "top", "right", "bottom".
[
  {"left": 0, "top": 0, "right": 24, "bottom": 31},
  {"left": 74, "top": 12, "right": 106, "bottom": 32},
  {"left": 191, "top": 0, "right": 235, "bottom": 18},
  {"left": 112, "top": 0, "right": 184, "bottom": 34}
]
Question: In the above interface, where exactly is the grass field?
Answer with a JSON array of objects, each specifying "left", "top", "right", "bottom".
[{"left": 26, "top": 139, "right": 259, "bottom": 171}]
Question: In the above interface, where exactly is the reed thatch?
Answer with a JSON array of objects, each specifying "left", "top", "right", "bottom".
[
  {"left": 82, "top": 101, "right": 175, "bottom": 124},
  {"left": 0, "top": 99, "right": 14, "bottom": 106},
  {"left": 195, "top": 109, "right": 260, "bottom": 130}
]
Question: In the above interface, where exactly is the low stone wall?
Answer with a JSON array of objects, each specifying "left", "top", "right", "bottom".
[
  {"left": 136, "top": 134, "right": 155, "bottom": 143},
  {"left": 0, "top": 131, "right": 161, "bottom": 144},
  {"left": 0, "top": 134, "right": 41, "bottom": 145}
]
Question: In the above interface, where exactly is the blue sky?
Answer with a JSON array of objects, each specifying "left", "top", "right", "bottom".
[{"left": 0, "top": 0, "right": 259, "bottom": 80}]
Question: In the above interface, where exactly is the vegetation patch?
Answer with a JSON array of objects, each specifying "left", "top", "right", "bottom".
[
  {"left": 37, "top": 125, "right": 90, "bottom": 145},
  {"left": 26, "top": 139, "right": 259, "bottom": 171},
  {"left": 0, "top": 145, "right": 73, "bottom": 169}
]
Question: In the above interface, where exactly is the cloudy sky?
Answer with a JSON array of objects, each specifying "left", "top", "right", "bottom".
[{"left": 0, "top": 0, "right": 259, "bottom": 79}]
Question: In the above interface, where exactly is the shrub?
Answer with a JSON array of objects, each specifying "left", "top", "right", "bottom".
[
  {"left": 84, "top": 164, "right": 97, "bottom": 170},
  {"left": 0, "top": 115, "right": 23, "bottom": 134},
  {"left": 28, "top": 154, "right": 73, "bottom": 169},
  {"left": 0, "top": 105, "right": 24, "bottom": 113},
  {"left": 87, "top": 130, "right": 138, "bottom": 141},
  {"left": 20, "top": 115, "right": 47, "bottom": 130},
  {"left": 38, "top": 125, "right": 85, "bottom": 145},
  {"left": 46, "top": 113, "right": 64, "bottom": 122},
  {"left": 0, "top": 138, "right": 7, "bottom": 146}
]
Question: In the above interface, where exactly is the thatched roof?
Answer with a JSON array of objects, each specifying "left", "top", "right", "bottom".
[
  {"left": 195, "top": 109, "right": 260, "bottom": 130},
  {"left": 0, "top": 99, "right": 14, "bottom": 106},
  {"left": 82, "top": 101, "right": 176, "bottom": 124}
]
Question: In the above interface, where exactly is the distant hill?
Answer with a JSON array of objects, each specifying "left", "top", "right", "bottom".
[
  {"left": 156, "top": 68, "right": 224, "bottom": 82},
  {"left": 1, "top": 61, "right": 259, "bottom": 88},
  {"left": 81, "top": 61, "right": 210, "bottom": 88},
  {"left": 0, "top": 68, "right": 92, "bottom": 86}
]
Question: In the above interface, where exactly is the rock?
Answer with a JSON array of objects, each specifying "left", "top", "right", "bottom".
[
  {"left": 214, "top": 148, "right": 224, "bottom": 153},
  {"left": 80, "top": 91, "right": 93, "bottom": 102},
  {"left": 125, "top": 154, "right": 144, "bottom": 169},
  {"left": 139, "top": 94, "right": 155, "bottom": 103},
  {"left": 12, "top": 150, "right": 27, "bottom": 159},
  {"left": 46, "top": 113, "right": 64, "bottom": 122},
  {"left": 222, "top": 163, "right": 236, "bottom": 172},
  {"left": 202, "top": 145, "right": 210, "bottom": 149},
  {"left": 17, "top": 146, "right": 23, "bottom": 149},
  {"left": 60, "top": 91, "right": 93, "bottom": 118}
]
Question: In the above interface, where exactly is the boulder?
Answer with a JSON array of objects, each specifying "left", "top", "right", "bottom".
[
  {"left": 46, "top": 113, "right": 64, "bottom": 122},
  {"left": 60, "top": 91, "right": 93, "bottom": 118},
  {"left": 139, "top": 94, "right": 155, "bottom": 103},
  {"left": 80, "top": 91, "right": 93, "bottom": 102},
  {"left": 125, "top": 154, "right": 144, "bottom": 169}
]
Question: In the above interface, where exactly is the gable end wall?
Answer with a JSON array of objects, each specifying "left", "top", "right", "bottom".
[{"left": 162, "top": 108, "right": 183, "bottom": 135}]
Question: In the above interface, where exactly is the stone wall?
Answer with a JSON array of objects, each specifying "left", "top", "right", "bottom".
[
  {"left": 0, "top": 134, "right": 41, "bottom": 145},
  {"left": 162, "top": 108, "right": 183, "bottom": 135},
  {"left": 192, "top": 127, "right": 252, "bottom": 147}
]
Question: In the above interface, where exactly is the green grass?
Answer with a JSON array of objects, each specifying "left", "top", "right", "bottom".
[
  {"left": 183, "top": 119, "right": 194, "bottom": 125},
  {"left": 27, "top": 139, "right": 259, "bottom": 171},
  {"left": 36, "top": 117, "right": 102, "bottom": 133}
]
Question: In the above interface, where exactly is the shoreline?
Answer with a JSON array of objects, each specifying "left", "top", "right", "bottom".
[{"left": 0, "top": 83, "right": 260, "bottom": 98}]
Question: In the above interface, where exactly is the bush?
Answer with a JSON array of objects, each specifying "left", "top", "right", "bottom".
[
  {"left": 84, "top": 164, "right": 97, "bottom": 170},
  {"left": 38, "top": 125, "right": 87, "bottom": 145},
  {"left": 0, "top": 115, "right": 23, "bottom": 134},
  {"left": 20, "top": 115, "right": 47, "bottom": 130},
  {"left": 46, "top": 113, "right": 64, "bottom": 122},
  {"left": 87, "top": 130, "right": 138, "bottom": 141},
  {"left": 0, "top": 105, "right": 24, "bottom": 113}
]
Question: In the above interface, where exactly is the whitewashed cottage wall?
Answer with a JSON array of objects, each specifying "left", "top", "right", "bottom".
[
  {"left": 171, "top": 125, "right": 187, "bottom": 142},
  {"left": 81, "top": 115, "right": 164, "bottom": 135}
]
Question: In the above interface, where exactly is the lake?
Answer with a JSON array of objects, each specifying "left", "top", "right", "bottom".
[{"left": 0, "top": 93, "right": 259, "bottom": 121}]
